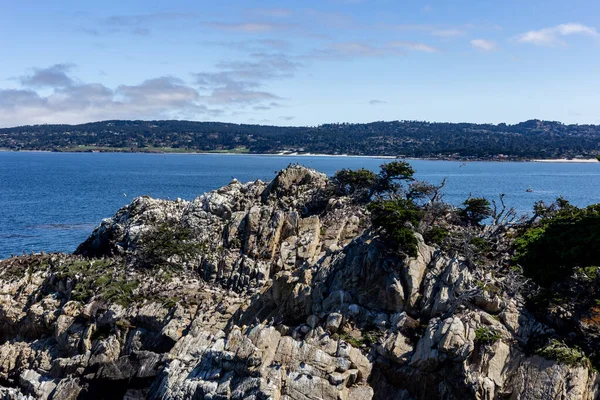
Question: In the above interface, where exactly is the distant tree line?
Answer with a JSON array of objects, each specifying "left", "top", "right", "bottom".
[{"left": 1, "top": 119, "right": 600, "bottom": 159}]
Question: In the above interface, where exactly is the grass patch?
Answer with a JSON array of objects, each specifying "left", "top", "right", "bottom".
[{"left": 474, "top": 326, "right": 502, "bottom": 345}]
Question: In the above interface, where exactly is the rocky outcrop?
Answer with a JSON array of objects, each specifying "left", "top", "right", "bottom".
[{"left": 0, "top": 165, "right": 598, "bottom": 399}]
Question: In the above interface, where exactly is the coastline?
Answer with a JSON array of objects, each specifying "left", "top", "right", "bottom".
[
  {"left": 532, "top": 158, "right": 599, "bottom": 163},
  {"left": 1, "top": 149, "right": 598, "bottom": 163}
]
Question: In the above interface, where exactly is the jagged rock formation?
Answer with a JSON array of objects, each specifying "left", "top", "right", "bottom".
[{"left": 0, "top": 165, "right": 598, "bottom": 399}]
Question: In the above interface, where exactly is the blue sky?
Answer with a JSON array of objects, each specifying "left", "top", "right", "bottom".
[{"left": 1, "top": 0, "right": 599, "bottom": 127}]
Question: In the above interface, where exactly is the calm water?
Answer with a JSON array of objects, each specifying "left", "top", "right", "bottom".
[{"left": 1, "top": 151, "right": 599, "bottom": 259}]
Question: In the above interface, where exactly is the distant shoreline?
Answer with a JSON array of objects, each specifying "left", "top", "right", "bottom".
[{"left": 1, "top": 149, "right": 599, "bottom": 163}]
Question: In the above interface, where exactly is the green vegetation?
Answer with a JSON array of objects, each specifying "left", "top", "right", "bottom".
[
  {"left": 459, "top": 198, "right": 492, "bottom": 225},
  {"left": 514, "top": 200, "right": 600, "bottom": 286},
  {"left": 3, "top": 119, "right": 600, "bottom": 159},
  {"left": 54, "top": 259, "right": 141, "bottom": 307},
  {"left": 338, "top": 331, "right": 378, "bottom": 348},
  {"left": 536, "top": 339, "right": 589, "bottom": 367},
  {"left": 332, "top": 168, "right": 377, "bottom": 201},
  {"left": 423, "top": 226, "right": 449, "bottom": 245},
  {"left": 375, "top": 161, "right": 415, "bottom": 196},
  {"left": 368, "top": 199, "right": 422, "bottom": 257},
  {"left": 474, "top": 326, "right": 502, "bottom": 345},
  {"left": 470, "top": 236, "right": 490, "bottom": 253},
  {"left": 138, "top": 222, "right": 205, "bottom": 268},
  {"left": 331, "top": 161, "right": 421, "bottom": 257}
]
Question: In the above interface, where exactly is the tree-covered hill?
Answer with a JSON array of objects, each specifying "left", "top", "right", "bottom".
[{"left": 1, "top": 119, "right": 600, "bottom": 159}]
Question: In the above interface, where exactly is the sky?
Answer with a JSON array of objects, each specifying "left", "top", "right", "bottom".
[{"left": 1, "top": 0, "right": 600, "bottom": 127}]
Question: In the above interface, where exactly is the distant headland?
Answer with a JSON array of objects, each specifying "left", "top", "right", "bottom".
[{"left": 2, "top": 119, "right": 600, "bottom": 161}]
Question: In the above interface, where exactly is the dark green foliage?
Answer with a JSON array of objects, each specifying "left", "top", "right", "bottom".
[
  {"left": 138, "top": 223, "right": 204, "bottom": 268},
  {"left": 368, "top": 199, "right": 423, "bottom": 257},
  {"left": 474, "top": 326, "right": 502, "bottom": 345},
  {"left": 3, "top": 119, "right": 600, "bottom": 159},
  {"left": 458, "top": 197, "right": 492, "bottom": 225},
  {"left": 470, "top": 236, "right": 490, "bottom": 253},
  {"left": 332, "top": 168, "right": 377, "bottom": 201},
  {"left": 536, "top": 339, "right": 589, "bottom": 366},
  {"left": 423, "top": 227, "right": 448, "bottom": 245},
  {"left": 514, "top": 201, "right": 600, "bottom": 286},
  {"left": 375, "top": 161, "right": 415, "bottom": 196}
]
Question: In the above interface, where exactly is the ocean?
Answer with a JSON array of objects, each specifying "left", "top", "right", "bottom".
[{"left": 1, "top": 151, "right": 599, "bottom": 258}]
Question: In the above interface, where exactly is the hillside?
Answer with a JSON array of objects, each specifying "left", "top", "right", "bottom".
[
  {"left": 0, "top": 164, "right": 599, "bottom": 399},
  {"left": 2, "top": 119, "right": 600, "bottom": 159}
]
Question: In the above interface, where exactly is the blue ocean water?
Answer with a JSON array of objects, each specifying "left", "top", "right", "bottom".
[{"left": 1, "top": 151, "right": 599, "bottom": 259}]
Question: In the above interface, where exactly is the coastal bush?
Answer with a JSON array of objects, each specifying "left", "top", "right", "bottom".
[
  {"left": 536, "top": 339, "right": 589, "bottom": 367},
  {"left": 138, "top": 222, "right": 204, "bottom": 268},
  {"left": 423, "top": 226, "right": 448, "bottom": 246},
  {"left": 374, "top": 161, "right": 415, "bottom": 198},
  {"left": 368, "top": 198, "right": 423, "bottom": 257},
  {"left": 458, "top": 197, "right": 492, "bottom": 225},
  {"left": 332, "top": 168, "right": 377, "bottom": 202},
  {"left": 474, "top": 326, "right": 502, "bottom": 345},
  {"left": 514, "top": 201, "right": 600, "bottom": 286},
  {"left": 470, "top": 236, "right": 490, "bottom": 253}
]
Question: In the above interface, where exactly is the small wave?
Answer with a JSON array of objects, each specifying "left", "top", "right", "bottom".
[
  {"left": 0, "top": 234, "right": 37, "bottom": 239},
  {"left": 24, "top": 223, "right": 96, "bottom": 231}
]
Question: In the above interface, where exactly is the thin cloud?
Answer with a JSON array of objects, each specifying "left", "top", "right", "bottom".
[
  {"left": 431, "top": 29, "right": 464, "bottom": 38},
  {"left": 389, "top": 41, "right": 440, "bottom": 53},
  {"left": 202, "top": 39, "right": 291, "bottom": 52},
  {"left": 516, "top": 23, "right": 600, "bottom": 46},
  {"left": 369, "top": 99, "right": 387, "bottom": 105},
  {"left": 0, "top": 65, "right": 223, "bottom": 127},
  {"left": 205, "top": 21, "right": 290, "bottom": 33},
  {"left": 245, "top": 8, "right": 292, "bottom": 18},
  {"left": 311, "top": 41, "right": 439, "bottom": 59},
  {"left": 470, "top": 39, "right": 497, "bottom": 51},
  {"left": 19, "top": 64, "right": 76, "bottom": 88},
  {"left": 194, "top": 54, "right": 299, "bottom": 105}
]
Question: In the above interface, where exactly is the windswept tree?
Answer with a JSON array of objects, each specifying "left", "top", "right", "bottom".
[
  {"left": 331, "top": 168, "right": 377, "bottom": 202},
  {"left": 374, "top": 161, "right": 415, "bottom": 199},
  {"left": 459, "top": 197, "right": 492, "bottom": 225},
  {"left": 368, "top": 198, "right": 423, "bottom": 257}
]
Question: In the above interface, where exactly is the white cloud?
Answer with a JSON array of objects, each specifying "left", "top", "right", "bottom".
[
  {"left": 0, "top": 67, "right": 225, "bottom": 127},
  {"left": 390, "top": 41, "right": 439, "bottom": 53},
  {"left": 313, "top": 41, "right": 439, "bottom": 59},
  {"left": 516, "top": 23, "right": 600, "bottom": 46},
  {"left": 194, "top": 54, "right": 299, "bottom": 105},
  {"left": 470, "top": 39, "right": 497, "bottom": 51},
  {"left": 431, "top": 29, "right": 464, "bottom": 38}
]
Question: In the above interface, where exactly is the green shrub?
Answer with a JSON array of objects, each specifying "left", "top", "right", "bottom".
[
  {"left": 138, "top": 222, "right": 204, "bottom": 268},
  {"left": 368, "top": 199, "right": 423, "bottom": 257},
  {"left": 513, "top": 201, "right": 600, "bottom": 286},
  {"left": 374, "top": 161, "right": 415, "bottom": 197},
  {"left": 536, "top": 339, "right": 589, "bottom": 366},
  {"left": 474, "top": 326, "right": 501, "bottom": 345},
  {"left": 458, "top": 198, "right": 492, "bottom": 225},
  {"left": 423, "top": 227, "right": 448, "bottom": 245},
  {"left": 332, "top": 168, "right": 377, "bottom": 201},
  {"left": 470, "top": 236, "right": 490, "bottom": 253}
]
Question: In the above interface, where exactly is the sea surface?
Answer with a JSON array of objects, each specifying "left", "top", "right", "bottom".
[{"left": 1, "top": 151, "right": 599, "bottom": 259}]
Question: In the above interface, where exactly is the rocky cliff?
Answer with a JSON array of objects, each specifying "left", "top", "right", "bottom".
[{"left": 0, "top": 165, "right": 598, "bottom": 399}]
